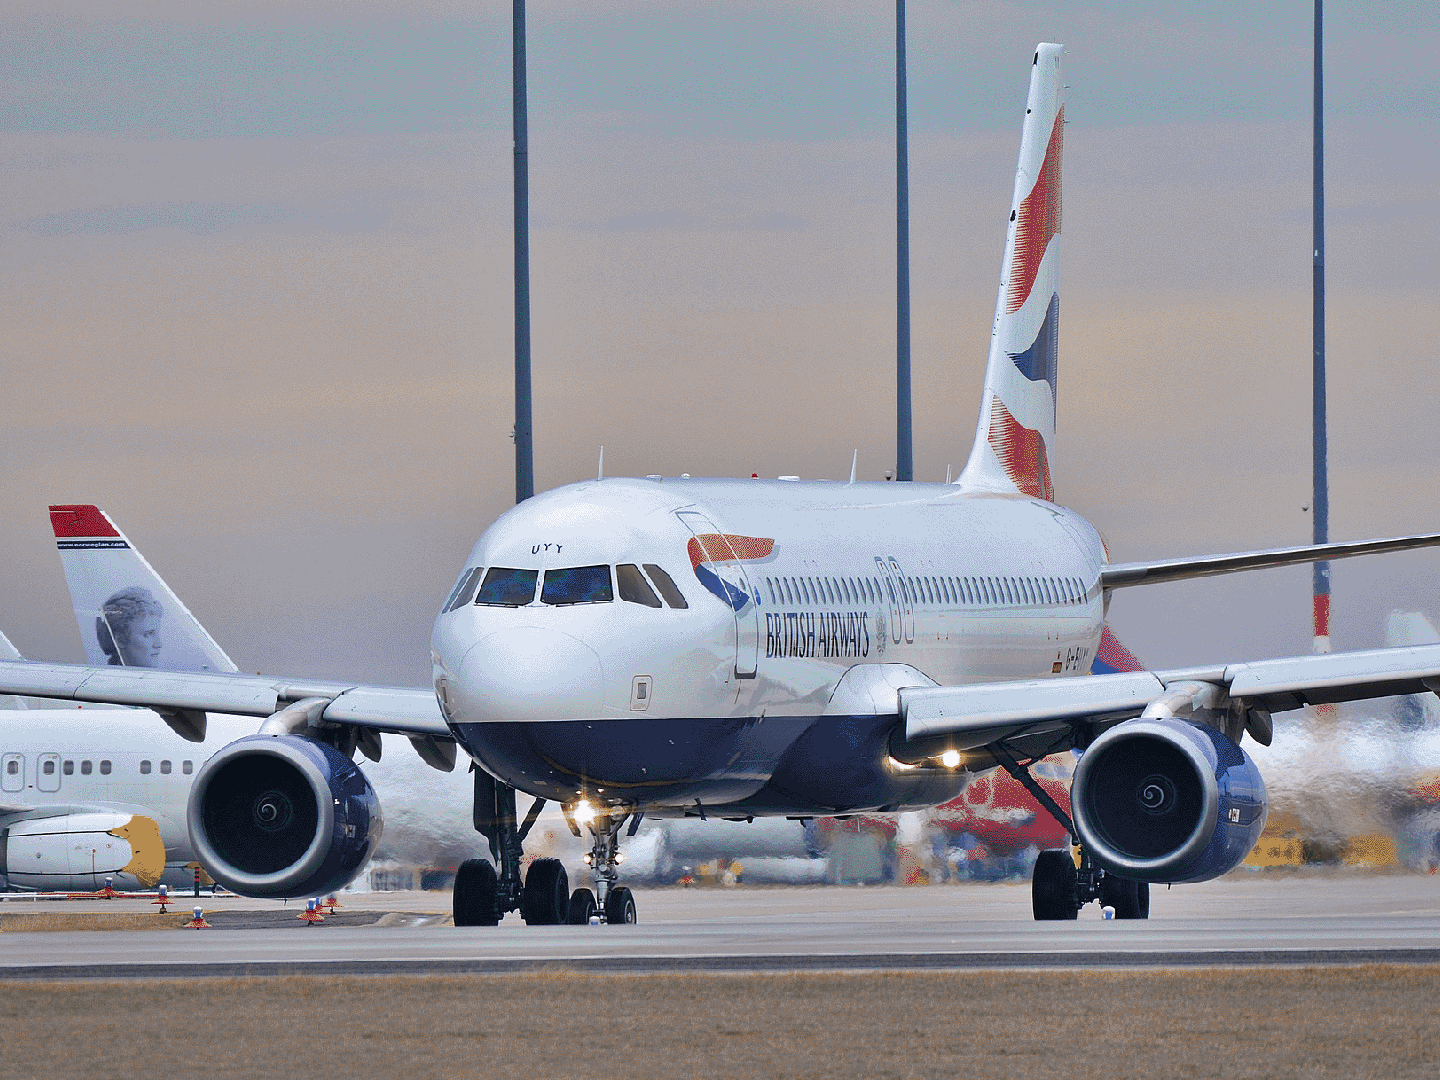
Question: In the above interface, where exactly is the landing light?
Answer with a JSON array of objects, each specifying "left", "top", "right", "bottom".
[
  {"left": 573, "top": 799, "right": 596, "bottom": 825},
  {"left": 940, "top": 749, "right": 962, "bottom": 770}
]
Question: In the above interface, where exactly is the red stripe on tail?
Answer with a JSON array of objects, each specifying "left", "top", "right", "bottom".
[
  {"left": 49, "top": 504, "right": 120, "bottom": 538},
  {"left": 1006, "top": 109, "right": 1064, "bottom": 314},
  {"left": 987, "top": 396, "right": 1054, "bottom": 501}
]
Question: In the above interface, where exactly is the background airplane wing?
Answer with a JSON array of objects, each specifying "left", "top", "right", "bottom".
[
  {"left": 0, "top": 659, "right": 449, "bottom": 738},
  {"left": 896, "top": 643, "right": 1440, "bottom": 763},
  {"left": 1101, "top": 532, "right": 1440, "bottom": 589}
]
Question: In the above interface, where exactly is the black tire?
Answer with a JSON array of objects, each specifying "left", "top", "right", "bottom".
[
  {"left": 604, "top": 884, "right": 637, "bottom": 925},
  {"left": 1032, "top": 849, "right": 1080, "bottom": 921},
  {"left": 567, "top": 887, "right": 597, "bottom": 925},
  {"left": 453, "top": 858, "right": 499, "bottom": 927},
  {"left": 1099, "top": 872, "right": 1149, "bottom": 919},
  {"left": 521, "top": 858, "right": 569, "bottom": 925}
]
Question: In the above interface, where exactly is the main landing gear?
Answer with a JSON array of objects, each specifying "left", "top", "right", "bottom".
[
  {"left": 989, "top": 745, "right": 1151, "bottom": 922},
  {"left": 454, "top": 767, "right": 572, "bottom": 926},
  {"left": 451, "top": 768, "right": 640, "bottom": 927}
]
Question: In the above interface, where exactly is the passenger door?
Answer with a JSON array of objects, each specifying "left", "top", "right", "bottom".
[
  {"left": 1, "top": 753, "right": 23, "bottom": 793},
  {"left": 37, "top": 752, "right": 61, "bottom": 793},
  {"left": 676, "top": 511, "right": 759, "bottom": 679}
]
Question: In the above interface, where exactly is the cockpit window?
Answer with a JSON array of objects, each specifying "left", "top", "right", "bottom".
[
  {"left": 541, "top": 565, "right": 613, "bottom": 606},
  {"left": 443, "top": 567, "right": 483, "bottom": 613},
  {"left": 617, "top": 564, "right": 662, "bottom": 607},
  {"left": 642, "top": 564, "right": 689, "bottom": 609},
  {"left": 475, "top": 567, "right": 538, "bottom": 607}
]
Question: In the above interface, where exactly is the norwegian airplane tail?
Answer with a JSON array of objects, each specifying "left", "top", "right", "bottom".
[
  {"left": 48, "top": 504, "right": 238, "bottom": 674},
  {"left": 957, "top": 43, "right": 1063, "bottom": 501}
]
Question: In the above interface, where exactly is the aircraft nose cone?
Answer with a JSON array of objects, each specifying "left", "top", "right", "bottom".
[{"left": 452, "top": 627, "right": 604, "bottom": 722}]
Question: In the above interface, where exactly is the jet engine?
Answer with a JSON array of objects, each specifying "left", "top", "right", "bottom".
[
  {"left": 1, "top": 812, "right": 165, "bottom": 891},
  {"left": 1071, "top": 718, "right": 1266, "bottom": 883},
  {"left": 187, "top": 734, "right": 382, "bottom": 898}
]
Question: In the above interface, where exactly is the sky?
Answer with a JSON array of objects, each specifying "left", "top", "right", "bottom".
[{"left": 1, "top": 0, "right": 1438, "bottom": 688}]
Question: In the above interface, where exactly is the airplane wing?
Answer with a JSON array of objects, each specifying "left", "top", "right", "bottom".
[
  {"left": 1101, "top": 532, "right": 1440, "bottom": 589},
  {"left": 896, "top": 643, "right": 1440, "bottom": 764},
  {"left": 0, "top": 660, "right": 449, "bottom": 738}
]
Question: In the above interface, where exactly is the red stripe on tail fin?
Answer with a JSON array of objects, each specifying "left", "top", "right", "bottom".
[
  {"left": 1006, "top": 109, "right": 1064, "bottom": 314},
  {"left": 986, "top": 396, "right": 1054, "bottom": 501},
  {"left": 50, "top": 505, "right": 120, "bottom": 538}
]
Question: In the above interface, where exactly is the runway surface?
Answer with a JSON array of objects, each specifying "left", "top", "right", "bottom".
[{"left": 4, "top": 871, "right": 1440, "bottom": 978}]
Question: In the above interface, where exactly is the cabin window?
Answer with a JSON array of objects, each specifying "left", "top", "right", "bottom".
[
  {"left": 475, "top": 567, "right": 538, "bottom": 607},
  {"left": 43, "top": 760, "right": 55, "bottom": 775},
  {"left": 942, "top": 578, "right": 954, "bottom": 604},
  {"left": 99, "top": 760, "right": 112, "bottom": 775},
  {"left": 81, "top": 760, "right": 93, "bottom": 775},
  {"left": 542, "top": 565, "right": 613, "bottom": 606},
  {"left": 443, "top": 566, "right": 483, "bottom": 613},
  {"left": 183, "top": 760, "right": 193, "bottom": 775},
  {"left": 140, "top": 760, "right": 152, "bottom": 775},
  {"left": 617, "top": 564, "right": 663, "bottom": 608},
  {"left": 5, "top": 760, "right": 17, "bottom": 775},
  {"left": 826, "top": 578, "right": 838, "bottom": 604},
  {"left": 766, "top": 578, "right": 777, "bottom": 604},
  {"left": 160, "top": 760, "right": 172, "bottom": 774},
  {"left": 1022, "top": 579, "right": 1035, "bottom": 604},
  {"left": 63, "top": 760, "right": 74, "bottom": 775},
  {"left": 642, "top": 564, "right": 688, "bottom": 609}
]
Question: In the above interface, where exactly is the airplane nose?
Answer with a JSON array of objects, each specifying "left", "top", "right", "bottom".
[{"left": 451, "top": 627, "right": 605, "bottom": 722}]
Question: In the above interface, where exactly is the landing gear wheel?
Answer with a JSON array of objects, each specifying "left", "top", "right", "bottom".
[
  {"left": 604, "top": 884, "right": 637, "bottom": 925},
  {"left": 1032, "top": 849, "right": 1080, "bottom": 921},
  {"left": 1099, "top": 873, "right": 1150, "bottom": 920},
  {"left": 567, "top": 887, "right": 597, "bottom": 924},
  {"left": 521, "top": 858, "right": 570, "bottom": 925},
  {"left": 453, "top": 858, "right": 499, "bottom": 926}
]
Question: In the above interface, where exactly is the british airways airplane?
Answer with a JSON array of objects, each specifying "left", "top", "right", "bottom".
[{"left": 6, "top": 44, "right": 1440, "bottom": 924}]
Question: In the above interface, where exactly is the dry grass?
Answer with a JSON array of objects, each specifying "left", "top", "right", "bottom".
[
  {"left": 0, "top": 911, "right": 185, "bottom": 932},
  {"left": 2, "top": 967, "right": 1438, "bottom": 1079}
]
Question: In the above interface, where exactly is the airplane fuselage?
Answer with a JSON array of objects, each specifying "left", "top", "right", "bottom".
[{"left": 432, "top": 477, "right": 1106, "bottom": 817}]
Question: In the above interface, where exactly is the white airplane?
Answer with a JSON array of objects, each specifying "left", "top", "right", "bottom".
[
  {"left": 0, "top": 622, "right": 254, "bottom": 892},
  {"left": 6, "top": 43, "right": 1440, "bottom": 924}
]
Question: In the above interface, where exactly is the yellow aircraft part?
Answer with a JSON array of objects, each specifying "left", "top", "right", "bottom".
[
  {"left": 1341, "top": 834, "right": 1398, "bottom": 868},
  {"left": 1244, "top": 836, "right": 1305, "bottom": 868},
  {"left": 109, "top": 816, "right": 166, "bottom": 888}
]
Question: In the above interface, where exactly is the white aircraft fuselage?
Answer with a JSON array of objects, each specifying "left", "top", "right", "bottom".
[{"left": 433, "top": 477, "right": 1106, "bottom": 817}]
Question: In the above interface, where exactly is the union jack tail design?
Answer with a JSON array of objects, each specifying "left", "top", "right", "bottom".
[{"left": 958, "top": 44, "right": 1064, "bottom": 501}]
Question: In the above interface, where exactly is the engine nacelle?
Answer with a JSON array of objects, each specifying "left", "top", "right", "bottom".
[
  {"left": 2, "top": 812, "right": 166, "bottom": 891},
  {"left": 187, "top": 734, "right": 382, "bottom": 898},
  {"left": 1072, "top": 718, "right": 1266, "bottom": 883}
]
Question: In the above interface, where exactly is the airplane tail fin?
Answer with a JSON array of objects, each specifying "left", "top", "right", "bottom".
[
  {"left": 1090, "top": 626, "right": 1144, "bottom": 675},
  {"left": 49, "top": 504, "right": 238, "bottom": 674},
  {"left": 956, "top": 43, "right": 1064, "bottom": 501},
  {"left": 0, "top": 629, "right": 29, "bottom": 708}
]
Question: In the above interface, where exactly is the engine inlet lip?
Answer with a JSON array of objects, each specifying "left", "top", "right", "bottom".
[
  {"left": 1072, "top": 718, "right": 1219, "bottom": 878},
  {"left": 187, "top": 737, "right": 337, "bottom": 896}
]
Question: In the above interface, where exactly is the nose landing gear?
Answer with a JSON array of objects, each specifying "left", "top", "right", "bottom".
[{"left": 566, "top": 803, "right": 640, "bottom": 925}]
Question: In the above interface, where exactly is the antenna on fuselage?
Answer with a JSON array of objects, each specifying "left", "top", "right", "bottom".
[
  {"left": 849, "top": 450, "right": 858, "bottom": 484},
  {"left": 597, "top": 446, "right": 605, "bottom": 481}
]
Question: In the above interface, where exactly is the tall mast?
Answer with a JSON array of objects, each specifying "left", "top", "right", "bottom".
[
  {"left": 895, "top": 0, "right": 913, "bottom": 482},
  {"left": 1312, "top": 0, "right": 1330, "bottom": 652},
  {"left": 513, "top": 0, "right": 534, "bottom": 503}
]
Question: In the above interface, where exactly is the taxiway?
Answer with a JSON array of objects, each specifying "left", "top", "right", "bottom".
[{"left": 3, "top": 871, "right": 1439, "bottom": 978}]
